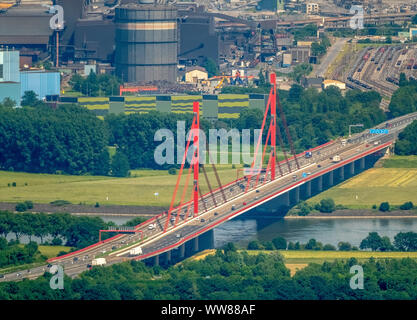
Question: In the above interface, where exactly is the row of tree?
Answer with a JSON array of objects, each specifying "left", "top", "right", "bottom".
[
  {"left": 1, "top": 247, "right": 417, "bottom": 299},
  {"left": 0, "top": 211, "right": 114, "bottom": 249},
  {"left": 245, "top": 231, "right": 417, "bottom": 252},
  {"left": 0, "top": 238, "right": 39, "bottom": 268}
]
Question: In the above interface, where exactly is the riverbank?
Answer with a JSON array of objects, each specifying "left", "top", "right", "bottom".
[{"left": 285, "top": 209, "right": 417, "bottom": 219}]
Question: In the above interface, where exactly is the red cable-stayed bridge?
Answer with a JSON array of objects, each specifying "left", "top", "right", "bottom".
[{"left": 2, "top": 74, "right": 417, "bottom": 281}]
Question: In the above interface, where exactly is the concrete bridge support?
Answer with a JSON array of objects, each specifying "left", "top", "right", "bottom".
[
  {"left": 350, "top": 162, "right": 355, "bottom": 176},
  {"left": 165, "top": 250, "right": 171, "bottom": 263},
  {"left": 193, "top": 237, "right": 199, "bottom": 252},
  {"left": 328, "top": 171, "right": 334, "bottom": 187},
  {"left": 154, "top": 254, "right": 159, "bottom": 266},
  {"left": 294, "top": 186, "right": 300, "bottom": 204},
  {"left": 339, "top": 166, "right": 344, "bottom": 181},
  {"left": 317, "top": 175, "right": 323, "bottom": 192},
  {"left": 360, "top": 157, "right": 365, "bottom": 170},
  {"left": 306, "top": 181, "right": 311, "bottom": 198},
  {"left": 179, "top": 244, "right": 185, "bottom": 258},
  {"left": 280, "top": 191, "right": 290, "bottom": 207}
]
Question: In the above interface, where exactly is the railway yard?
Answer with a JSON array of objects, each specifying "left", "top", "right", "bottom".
[{"left": 343, "top": 44, "right": 417, "bottom": 111}]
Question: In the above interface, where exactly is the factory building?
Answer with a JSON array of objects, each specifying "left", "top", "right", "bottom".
[
  {"left": 0, "top": 49, "right": 21, "bottom": 106},
  {"left": 115, "top": 1, "right": 178, "bottom": 83},
  {"left": 20, "top": 70, "right": 61, "bottom": 100},
  {"left": 0, "top": 50, "right": 20, "bottom": 82}
]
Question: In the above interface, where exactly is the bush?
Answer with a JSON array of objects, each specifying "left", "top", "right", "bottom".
[
  {"left": 319, "top": 198, "right": 336, "bottom": 213},
  {"left": 272, "top": 237, "right": 287, "bottom": 250},
  {"left": 24, "top": 201, "right": 33, "bottom": 210},
  {"left": 379, "top": 202, "right": 390, "bottom": 212},
  {"left": 52, "top": 238, "right": 63, "bottom": 246},
  {"left": 95, "top": 202, "right": 100, "bottom": 208},
  {"left": 323, "top": 244, "right": 336, "bottom": 251},
  {"left": 168, "top": 167, "right": 177, "bottom": 175},
  {"left": 247, "top": 240, "right": 263, "bottom": 250},
  {"left": 372, "top": 204, "right": 377, "bottom": 209},
  {"left": 15, "top": 203, "right": 27, "bottom": 212},
  {"left": 12, "top": 182, "right": 16, "bottom": 187},
  {"left": 263, "top": 241, "right": 275, "bottom": 250},
  {"left": 338, "top": 241, "right": 352, "bottom": 251},
  {"left": 400, "top": 201, "right": 414, "bottom": 210},
  {"left": 50, "top": 200, "right": 71, "bottom": 206}
]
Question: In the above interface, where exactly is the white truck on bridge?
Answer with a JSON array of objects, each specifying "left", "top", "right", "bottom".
[
  {"left": 129, "top": 246, "right": 143, "bottom": 256},
  {"left": 91, "top": 258, "right": 106, "bottom": 266},
  {"left": 332, "top": 155, "right": 341, "bottom": 163}
]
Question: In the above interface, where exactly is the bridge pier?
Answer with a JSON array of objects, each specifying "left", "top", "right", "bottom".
[
  {"left": 350, "top": 162, "right": 355, "bottom": 176},
  {"left": 179, "top": 244, "right": 185, "bottom": 258},
  {"left": 193, "top": 237, "right": 199, "bottom": 252},
  {"left": 294, "top": 187, "right": 300, "bottom": 204},
  {"left": 306, "top": 181, "right": 311, "bottom": 198},
  {"left": 339, "top": 166, "right": 344, "bottom": 181},
  {"left": 165, "top": 250, "right": 171, "bottom": 263},
  {"left": 360, "top": 157, "right": 365, "bottom": 170},
  {"left": 317, "top": 175, "right": 323, "bottom": 192},
  {"left": 284, "top": 191, "right": 290, "bottom": 207},
  {"left": 328, "top": 171, "right": 334, "bottom": 187},
  {"left": 154, "top": 254, "right": 159, "bottom": 266}
]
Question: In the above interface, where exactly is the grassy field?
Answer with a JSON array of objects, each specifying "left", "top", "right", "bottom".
[
  {"left": 0, "top": 166, "right": 242, "bottom": 207},
  {"left": 189, "top": 249, "right": 417, "bottom": 264},
  {"left": 381, "top": 155, "right": 417, "bottom": 168},
  {"left": 307, "top": 168, "right": 417, "bottom": 208}
]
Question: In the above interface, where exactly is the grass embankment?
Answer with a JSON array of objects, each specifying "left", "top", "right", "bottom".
[
  {"left": 307, "top": 167, "right": 417, "bottom": 209},
  {"left": 0, "top": 245, "right": 72, "bottom": 274},
  {"left": 188, "top": 249, "right": 417, "bottom": 276},
  {"left": 0, "top": 166, "right": 242, "bottom": 207}
]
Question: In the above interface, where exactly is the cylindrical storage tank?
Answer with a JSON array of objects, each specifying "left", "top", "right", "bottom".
[{"left": 115, "top": 3, "right": 178, "bottom": 83}]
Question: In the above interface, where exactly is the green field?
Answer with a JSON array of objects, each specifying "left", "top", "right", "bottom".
[
  {"left": 381, "top": 155, "right": 417, "bottom": 168},
  {"left": 189, "top": 249, "right": 417, "bottom": 265},
  {"left": 308, "top": 167, "right": 417, "bottom": 208},
  {"left": 0, "top": 166, "right": 242, "bottom": 207}
]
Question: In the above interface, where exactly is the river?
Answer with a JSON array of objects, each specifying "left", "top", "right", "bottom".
[{"left": 99, "top": 214, "right": 417, "bottom": 248}]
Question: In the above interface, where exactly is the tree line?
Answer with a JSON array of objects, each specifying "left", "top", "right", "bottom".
[
  {"left": 245, "top": 231, "right": 417, "bottom": 252},
  {"left": 1, "top": 246, "right": 417, "bottom": 299},
  {"left": 0, "top": 211, "right": 114, "bottom": 249},
  {"left": 0, "top": 83, "right": 404, "bottom": 176}
]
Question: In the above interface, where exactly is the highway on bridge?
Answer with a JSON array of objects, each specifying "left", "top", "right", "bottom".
[{"left": 2, "top": 111, "right": 417, "bottom": 282}]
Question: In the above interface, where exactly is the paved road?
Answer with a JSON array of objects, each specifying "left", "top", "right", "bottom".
[
  {"left": 2, "top": 111, "right": 417, "bottom": 282},
  {"left": 314, "top": 38, "right": 347, "bottom": 78}
]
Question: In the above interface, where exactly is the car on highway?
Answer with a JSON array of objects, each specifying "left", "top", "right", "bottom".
[
  {"left": 243, "top": 202, "right": 247, "bottom": 206},
  {"left": 148, "top": 224, "right": 156, "bottom": 230},
  {"left": 16, "top": 273, "right": 21, "bottom": 277},
  {"left": 112, "top": 246, "right": 117, "bottom": 250},
  {"left": 73, "top": 257, "right": 78, "bottom": 262},
  {"left": 47, "top": 264, "right": 52, "bottom": 268},
  {"left": 27, "top": 270, "right": 31, "bottom": 273},
  {"left": 214, "top": 212, "right": 219, "bottom": 216},
  {"left": 176, "top": 233, "right": 181, "bottom": 238},
  {"left": 0, "top": 274, "right": 4, "bottom": 279},
  {"left": 200, "top": 218, "right": 205, "bottom": 222},
  {"left": 231, "top": 205, "right": 236, "bottom": 210},
  {"left": 256, "top": 189, "right": 260, "bottom": 193},
  {"left": 317, "top": 164, "right": 322, "bottom": 168}
]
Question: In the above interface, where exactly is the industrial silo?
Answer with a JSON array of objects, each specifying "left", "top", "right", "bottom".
[{"left": 115, "top": 0, "right": 178, "bottom": 83}]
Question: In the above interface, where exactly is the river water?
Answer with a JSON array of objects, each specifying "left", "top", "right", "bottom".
[
  {"left": 9, "top": 214, "right": 417, "bottom": 247},
  {"left": 100, "top": 214, "right": 417, "bottom": 248}
]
